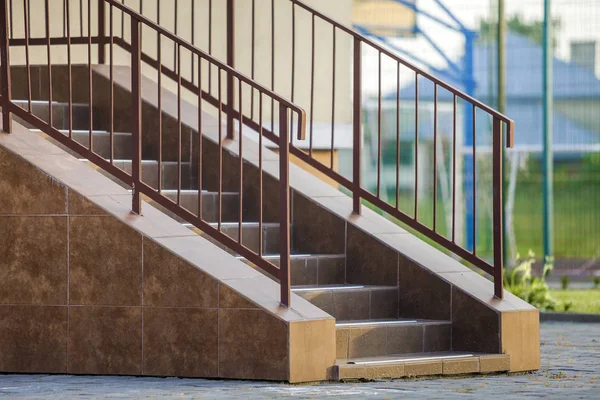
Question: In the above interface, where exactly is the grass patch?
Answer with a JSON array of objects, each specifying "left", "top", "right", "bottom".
[{"left": 550, "top": 290, "right": 600, "bottom": 314}]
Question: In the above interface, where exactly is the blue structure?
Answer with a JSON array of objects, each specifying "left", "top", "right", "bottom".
[{"left": 394, "top": 33, "right": 600, "bottom": 152}]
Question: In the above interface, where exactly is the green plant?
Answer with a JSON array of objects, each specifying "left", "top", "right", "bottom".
[
  {"left": 561, "top": 275, "right": 570, "bottom": 290},
  {"left": 592, "top": 276, "right": 600, "bottom": 289},
  {"left": 563, "top": 301, "right": 573, "bottom": 312},
  {"left": 504, "top": 251, "right": 558, "bottom": 311}
]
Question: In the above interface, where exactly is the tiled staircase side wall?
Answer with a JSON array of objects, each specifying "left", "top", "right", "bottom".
[
  {"left": 0, "top": 138, "right": 335, "bottom": 382},
  {"left": 87, "top": 64, "right": 539, "bottom": 373}
]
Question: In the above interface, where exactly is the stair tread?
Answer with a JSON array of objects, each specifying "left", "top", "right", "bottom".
[
  {"left": 292, "top": 284, "right": 395, "bottom": 291},
  {"left": 336, "top": 318, "right": 450, "bottom": 327},
  {"left": 336, "top": 351, "right": 481, "bottom": 366}
]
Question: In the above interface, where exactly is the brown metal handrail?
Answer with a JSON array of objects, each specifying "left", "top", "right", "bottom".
[
  {"left": 0, "top": 0, "right": 306, "bottom": 306},
  {"left": 123, "top": 0, "right": 513, "bottom": 298}
]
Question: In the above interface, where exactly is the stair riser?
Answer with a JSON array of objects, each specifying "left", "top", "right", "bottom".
[
  {"left": 72, "top": 132, "right": 132, "bottom": 160},
  {"left": 112, "top": 161, "right": 193, "bottom": 190},
  {"left": 13, "top": 101, "right": 93, "bottom": 131},
  {"left": 337, "top": 323, "right": 452, "bottom": 359},
  {"left": 163, "top": 192, "right": 240, "bottom": 223},
  {"left": 298, "top": 287, "right": 398, "bottom": 321}
]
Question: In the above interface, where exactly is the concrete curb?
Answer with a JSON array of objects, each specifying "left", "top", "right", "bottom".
[{"left": 540, "top": 312, "right": 600, "bottom": 323}]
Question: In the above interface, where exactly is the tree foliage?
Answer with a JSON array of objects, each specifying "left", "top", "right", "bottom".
[{"left": 479, "top": 14, "right": 562, "bottom": 49}]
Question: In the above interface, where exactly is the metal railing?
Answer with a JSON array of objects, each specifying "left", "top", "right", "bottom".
[
  {"left": 0, "top": 0, "right": 306, "bottom": 306},
  {"left": 124, "top": 0, "right": 514, "bottom": 298}
]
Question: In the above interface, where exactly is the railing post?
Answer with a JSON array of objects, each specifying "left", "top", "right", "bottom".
[
  {"left": 0, "top": 0, "right": 12, "bottom": 133},
  {"left": 98, "top": 0, "right": 106, "bottom": 64},
  {"left": 352, "top": 38, "right": 362, "bottom": 214},
  {"left": 279, "top": 104, "right": 291, "bottom": 307},
  {"left": 131, "top": 17, "right": 142, "bottom": 215},
  {"left": 493, "top": 117, "right": 504, "bottom": 299},
  {"left": 226, "top": 0, "right": 235, "bottom": 140}
]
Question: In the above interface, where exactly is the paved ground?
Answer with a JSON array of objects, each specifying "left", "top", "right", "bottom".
[{"left": 1, "top": 321, "right": 598, "bottom": 399}]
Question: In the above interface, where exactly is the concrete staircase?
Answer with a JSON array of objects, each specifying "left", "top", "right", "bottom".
[{"left": 10, "top": 94, "right": 518, "bottom": 380}]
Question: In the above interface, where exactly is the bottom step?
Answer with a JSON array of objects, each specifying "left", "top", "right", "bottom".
[{"left": 334, "top": 352, "right": 510, "bottom": 380}]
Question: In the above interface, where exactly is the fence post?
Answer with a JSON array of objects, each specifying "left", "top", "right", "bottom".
[
  {"left": 0, "top": 0, "right": 12, "bottom": 133},
  {"left": 98, "top": 0, "right": 106, "bottom": 64},
  {"left": 352, "top": 38, "right": 362, "bottom": 214},
  {"left": 131, "top": 17, "right": 142, "bottom": 214},
  {"left": 493, "top": 117, "right": 504, "bottom": 299},
  {"left": 279, "top": 104, "right": 291, "bottom": 307},
  {"left": 226, "top": 0, "right": 235, "bottom": 140}
]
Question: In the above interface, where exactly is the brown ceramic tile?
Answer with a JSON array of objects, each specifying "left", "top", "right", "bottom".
[
  {"left": 0, "top": 216, "right": 67, "bottom": 305},
  {"left": 69, "top": 216, "right": 142, "bottom": 306},
  {"left": 348, "top": 327, "right": 386, "bottom": 358},
  {"left": 290, "top": 257, "right": 319, "bottom": 286},
  {"left": 0, "top": 305, "right": 67, "bottom": 373},
  {"left": 143, "top": 239, "right": 218, "bottom": 308},
  {"left": 404, "top": 360, "right": 443, "bottom": 376},
  {"left": 299, "top": 291, "right": 335, "bottom": 316},
  {"left": 317, "top": 256, "right": 345, "bottom": 285},
  {"left": 501, "top": 310, "right": 540, "bottom": 372},
  {"left": 292, "top": 193, "right": 346, "bottom": 254},
  {"left": 386, "top": 324, "right": 423, "bottom": 355},
  {"left": 479, "top": 354, "right": 510, "bottom": 373},
  {"left": 219, "top": 309, "right": 288, "bottom": 381},
  {"left": 398, "top": 261, "right": 451, "bottom": 320},
  {"left": 332, "top": 290, "right": 370, "bottom": 321},
  {"left": 336, "top": 328, "right": 350, "bottom": 359},
  {"left": 452, "top": 287, "right": 501, "bottom": 354},
  {"left": 443, "top": 357, "right": 480, "bottom": 375},
  {"left": 143, "top": 308, "right": 218, "bottom": 377},
  {"left": 68, "top": 306, "right": 142, "bottom": 375},
  {"left": 337, "top": 364, "right": 406, "bottom": 380},
  {"left": 219, "top": 284, "right": 258, "bottom": 309},
  {"left": 0, "top": 147, "right": 67, "bottom": 214},
  {"left": 288, "top": 319, "right": 336, "bottom": 383},
  {"left": 370, "top": 288, "right": 399, "bottom": 320},
  {"left": 423, "top": 324, "right": 452, "bottom": 352},
  {"left": 346, "top": 224, "right": 399, "bottom": 286},
  {"left": 68, "top": 190, "right": 108, "bottom": 216}
]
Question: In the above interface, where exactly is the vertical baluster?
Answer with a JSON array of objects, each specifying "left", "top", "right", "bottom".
[
  {"left": 0, "top": 0, "right": 12, "bottom": 133},
  {"left": 131, "top": 17, "right": 142, "bottom": 214},
  {"left": 8, "top": 0, "right": 12, "bottom": 39},
  {"left": 109, "top": 4, "right": 114, "bottom": 162},
  {"left": 395, "top": 62, "right": 400, "bottom": 209},
  {"left": 23, "top": 0, "right": 31, "bottom": 113},
  {"left": 226, "top": 0, "right": 234, "bottom": 140},
  {"left": 352, "top": 38, "right": 362, "bottom": 214},
  {"left": 452, "top": 94, "right": 457, "bottom": 242},
  {"left": 250, "top": 0, "right": 255, "bottom": 118},
  {"left": 376, "top": 51, "right": 382, "bottom": 197},
  {"left": 208, "top": 0, "right": 212, "bottom": 94},
  {"left": 309, "top": 14, "right": 315, "bottom": 157},
  {"left": 238, "top": 78, "right": 243, "bottom": 244},
  {"left": 433, "top": 84, "right": 438, "bottom": 231},
  {"left": 87, "top": 0, "right": 92, "bottom": 149},
  {"left": 330, "top": 26, "right": 336, "bottom": 169},
  {"left": 279, "top": 103, "right": 291, "bottom": 307},
  {"left": 66, "top": 0, "right": 72, "bottom": 138},
  {"left": 414, "top": 72, "right": 419, "bottom": 220},
  {"left": 45, "top": 0, "right": 52, "bottom": 127},
  {"left": 81, "top": 0, "right": 84, "bottom": 37},
  {"left": 270, "top": 0, "right": 274, "bottom": 133},
  {"left": 217, "top": 69, "right": 223, "bottom": 231},
  {"left": 492, "top": 117, "right": 504, "bottom": 299},
  {"left": 191, "top": 0, "right": 195, "bottom": 84},
  {"left": 197, "top": 56, "right": 203, "bottom": 218},
  {"left": 290, "top": 3, "right": 295, "bottom": 139},
  {"left": 98, "top": 0, "right": 106, "bottom": 64},
  {"left": 173, "top": 0, "right": 178, "bottom": 67},
  {"left": 472, "top": 105, "right": 477, "bottom": 254},
  {"left": 177, "top": 44, "right": 182, "bottom": 205},
  {"left": 258, "top": 93, "right": 263, "bottom": 256},
  {"left": 157, "top": 33, "right": 163, "bottom": 192}
]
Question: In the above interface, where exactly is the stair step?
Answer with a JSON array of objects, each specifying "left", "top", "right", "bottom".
[
  {"left": 334, "top": 352, "right": 510, "bottom": 380},
  {"left": 336, "top": 318, "right": 452, "bottom": 359},
  {"left": 13, "top": 100, "right": 91, "bottom": 131},
  {"left": 33, "top": 129, "right": 132, "bottom": 159},
  {"left": 183, "top": 221, "right": 280, "bottom": 254},
  {"left": 161, "top": 190, "right": 239, "bottom": 222},
  {"left": 80, "top": 159, "right": 193, "bottom": 190},
  {"left": 295, "top": 285, "right": 398, "bottom": 322}
]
